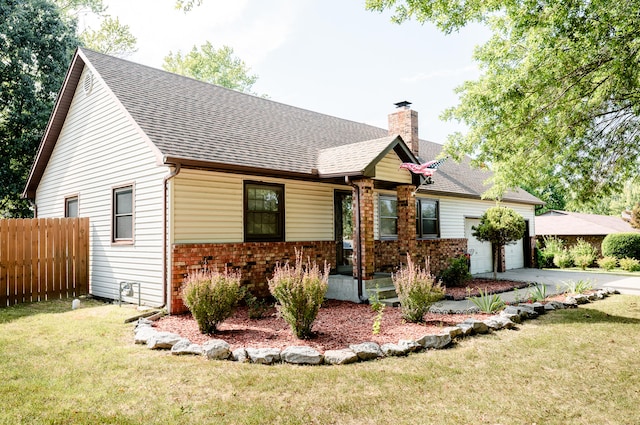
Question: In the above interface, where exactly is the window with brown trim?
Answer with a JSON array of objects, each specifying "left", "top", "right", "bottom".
[
  {"left": 113, "top": 185, "right": 133, "bottom": 242},
  {"left": 65, "top": 196, "right": 78, "bottom": 218},
  {"left": 244, "top": 182, "right": 284, "bottom": 242},
  {"left": 416, "top": 198, "right": 439, "bottom": 238}
]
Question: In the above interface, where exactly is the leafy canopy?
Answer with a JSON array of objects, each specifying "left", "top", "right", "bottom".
[
  {"left": 163, "top": 42, "right": 259, "bottom": 95},
  {"left": 367, "top": 0, "right": 640, "bottom": 203},
  {"left": 54, "top": 0, "right": 137, "bottom": 56},
  {"left": 0, "top": 0, "right": 78, "bottom": 217}
]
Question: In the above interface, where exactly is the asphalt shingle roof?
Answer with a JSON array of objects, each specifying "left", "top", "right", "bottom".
[
  {"left": 535, "top": 210, "right": 640, "bottom": 236},
  {"left": 24, "top": 48, "right": 542, "bottom": 205}
]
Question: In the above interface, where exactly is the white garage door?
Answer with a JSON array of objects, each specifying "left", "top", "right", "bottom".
[
  {"left": 465, "top": 219, "right": 493, "bottom": 274},
  {"left": 505, "top": 238, "right": 524, "bottom": 270}
]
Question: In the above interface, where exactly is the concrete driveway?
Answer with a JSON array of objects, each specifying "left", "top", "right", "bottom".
[{"left": 474, "top": 268, "right": 640, "bottom": 296}]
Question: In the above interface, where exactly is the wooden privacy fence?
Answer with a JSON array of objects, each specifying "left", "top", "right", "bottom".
[{"left": 0, "top": 218, "right": 89, "bottom": 307}]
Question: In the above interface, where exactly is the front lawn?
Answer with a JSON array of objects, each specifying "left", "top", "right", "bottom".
[{"left": 1, "top": 296, "right": 639, "bottom": 424}]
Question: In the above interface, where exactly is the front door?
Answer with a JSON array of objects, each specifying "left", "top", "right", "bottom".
[{"left": 334, "top": 190, "right": 353, "bottom": 275}]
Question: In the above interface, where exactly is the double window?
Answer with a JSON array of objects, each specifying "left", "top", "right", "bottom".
[
  {"left": 113, "top": 185, "right": 134, "bottom": 242},
  {"left": 244, "top": 182, "right": 284, "bottom": 242},
  {"left": 416, "top": 198, "right": 439, "bottom": 238}
]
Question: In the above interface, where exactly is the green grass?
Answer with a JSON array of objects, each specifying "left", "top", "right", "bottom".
[
  {"left": 1, "top": 296, "right": 640, "bottom": 424},
  {"left": 545, "top": 266, "right": 640, "bottom": 276}
]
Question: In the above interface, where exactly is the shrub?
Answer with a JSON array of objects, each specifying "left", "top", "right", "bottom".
[
  {"left": 597, "top": 256, "right": 618, "bottom": 271},
  {"left": 393, "top": 255, "right": 445, "bottom": 323},
  {"left": 440, "top": 255, "right": 471, "bottom": 287},
  {"left": 553, "top": 249, "right": 573, "bottom": 268},
  {"left": 601, "top": 233, "right": 640, "bottom": 260},
  {"left": 527, "top": 284, "right": 546, "bottom": 302},
  {"left": 568, "top": 239, "right": 597, "bottom": 270},
  {"left": 181, "top": 268, "right": 244, "bottom": 334},
  {"left": 470, "top": 288, "right": 505, "bottom": 313},
  {"left": 268, "top": 249, "right": 328, "bottom": 339},
  {"left": 539, "top": 236, "right": 564, "bottom": 268},
  {"left": 619, "top": 257, "right": 640, "bottom": 272},
  {"left": 562, "top": 279, "right": 593, "bottom": 294}
]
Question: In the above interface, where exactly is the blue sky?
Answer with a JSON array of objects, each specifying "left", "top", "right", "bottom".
[{"left": 89, "top": 0, "right": 490, "bottom": 145}]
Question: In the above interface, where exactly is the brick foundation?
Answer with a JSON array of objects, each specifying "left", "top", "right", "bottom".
[
  {"left": 374, "top": 238, "right": 468, "bottom": 276},
  {"left": 171, "top": 241, "right": 336, "bottom": 313}
]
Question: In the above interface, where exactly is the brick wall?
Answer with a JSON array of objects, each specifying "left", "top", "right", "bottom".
[
  {"left": 354, "top": 179, "right": 375, "bottom": 280},
  {"left": 171, "top": 241, "right": 336, "bottom": 313},
  {"left": 374, "top": 238, "right": 467, "bottom": 276}
]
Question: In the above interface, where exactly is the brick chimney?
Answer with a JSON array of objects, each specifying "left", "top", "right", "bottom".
[{"left": 388, "top": 101, "right": 419, "bottom": 157}]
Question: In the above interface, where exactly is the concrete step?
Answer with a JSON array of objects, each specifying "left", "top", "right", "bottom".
[
  {"left": 380, "top": 297, "right": 400, "bottom": 307},
  {"left": 366, "top": 285, "right": 397, "bottom": 300},
  {"left": 364, "top": 275, "right": 393, "bottom": 289}
]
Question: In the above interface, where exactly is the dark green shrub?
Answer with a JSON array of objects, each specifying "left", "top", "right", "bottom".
[
  {"left": 181, "top": 269, "right": 244, "bottom": 334},
  {"left": 440, "top": 255, "right": 471, "bottom": 287},
  {"left": 393, "top": 255, "right": 445, "bottom": 323},
  {"left": 245, "top": 293, "right": 272, "bottom": 320},
  {"left": 601, "top": 233, "right": 640, "bottom": 260},
  {"left": 268, "top": 249, "right": 328, "bottom": 339},
  {"left": 536, "top": 248, "right": 555, "bottom": 268},
  {"left": 597, "top": 256, "right": 618, "bottom": 271},
  {"left": 619, "top": 257, "right": 640, "bottom": 272}
]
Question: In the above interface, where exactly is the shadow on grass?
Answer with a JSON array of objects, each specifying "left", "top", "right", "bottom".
[{"left": 0, "top": 298, "right": 109, "bottom": 324}]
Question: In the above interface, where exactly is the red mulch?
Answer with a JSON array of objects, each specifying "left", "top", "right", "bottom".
[{"left": 155, "top": 279, "right": 526, "bottom": 353}]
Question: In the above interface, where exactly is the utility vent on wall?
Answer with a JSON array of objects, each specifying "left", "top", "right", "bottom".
[{"left": 83, "top": 71, "right": 94, "bottom": 95}]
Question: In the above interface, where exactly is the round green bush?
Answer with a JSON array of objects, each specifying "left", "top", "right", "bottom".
[{"left": 601, "top": 233, "right": 640, "bottom": 260}]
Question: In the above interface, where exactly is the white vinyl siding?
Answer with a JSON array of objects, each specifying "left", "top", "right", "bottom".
[
  {"left": 171, "top": 169, "right": 341, "bottom": 243},
  {"left": 373, "top": 151, "right": 412, "bottom": 184},
  {"left": 35, "top": 67, "right": 167, "bottom": 306}
]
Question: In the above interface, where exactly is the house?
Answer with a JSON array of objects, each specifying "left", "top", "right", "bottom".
[
  {"left": 535, "top": 210, "right": 640, "bottom": 254},
  {"left": 23, "top": 48, "right": 541, "bottom": 313}
]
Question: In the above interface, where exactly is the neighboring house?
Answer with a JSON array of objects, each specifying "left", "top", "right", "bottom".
[
  {"left": 535, "top": 210, "right": 640, "bottom": 254},
  {"left": 23, "top": 48, "right": 541, "bottom": 313}
]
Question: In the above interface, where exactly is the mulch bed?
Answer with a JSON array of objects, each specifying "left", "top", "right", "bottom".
[
  {"left": 446, "top": 278, "right": 531, "bottom": 300},
  {"left": 155, "top": 279, "right": 529, "bottom": 353}
]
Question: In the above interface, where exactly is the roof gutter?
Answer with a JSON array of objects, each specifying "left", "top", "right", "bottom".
[{"left": 162, "top": 163, "right": 181, "bottom": 312}]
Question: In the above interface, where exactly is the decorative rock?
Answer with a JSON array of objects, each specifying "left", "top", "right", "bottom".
[
  {"left": 546, "top": 301, "right": 566, "bottom": 310},
  {"left": 461, "top": 318, "right": 489, "bottom": 334},
  {"left": 349, "top": 342, "right": 383, "bottom": 360},
  {"left": 146, "top": 331, "right": 183, "bottom": 349},
  {"left": 202, "top": 339, "right": 231, "bottom": 360},
  {"left": 136, "top": 317, "right": 154, "bottom": 328},
  {"left": 595, "top": 290, "right": 606, "bottom": 299},
  {"left": 563, "top": 297, "right": 578, "bottom": 307},
  {"left": 246, "top": 347, "right": 281, "bottom": 365},
  {"left": 171, "top": 339, "right": 203, "bottom": 356},
  {"left": 380, "top": 343, "right": 409, "bottom": 357},
  {"left": 323, "top": 349, "right": 359, "bottom": 365},
  {"left": 456, "top": 322, "right": 475, "bottom": 336},
  {"left": 494, "top": 316, "right": 516, "bottom": 329},
  {"left": 398, "top": 339, "right": 422, "bottom": 352},
  {"left": 441, "top": 326, "right": 463, "bottom": 339},
  {"left": 530, "top": 302, "right": 546, "bottom": 314},
  {"left": 417, "top": 333, "right": 452, "bottom": 349},
  {"left": 483, "top": 317, "right": 505, "bottom": 330},
  {"left": 573, "top": 294, "right": 590, "bottom": 304},
  {"left": 134, "top": 326, "right": 158, "bottom": 344},
  {"left": 543, "top": 303, "right": 556, "bottom": 311},
  {"left": 281, "top": 346, "right": 323, "bottom": 365},
  {"left": 500, "top": 311, "right": 522, "bottom": 324},
  {"left": 231, "top": 348, "right": 249, "bottom": 363}
]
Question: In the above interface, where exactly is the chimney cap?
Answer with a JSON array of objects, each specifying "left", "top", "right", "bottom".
[{"left": 394, "top": 100, "right": 412, "bottom": 109}]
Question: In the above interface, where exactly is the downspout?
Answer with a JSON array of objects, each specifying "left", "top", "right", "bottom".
[
  {"left": 162, "top": 163, "right": 181, "bottom": 311},
  {"left": 345, "top": 176, "right": 365, "bottom": 302},
  {"left": 28, "top": 199, "right": 38, "bottom": 218}
]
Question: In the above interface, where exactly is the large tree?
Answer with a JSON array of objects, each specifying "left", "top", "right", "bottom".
[
  {"left": 55, "top": 0, "right": 137, "bottom": 56},
  {"left": 367, "top": 0, "right": 640, "bottom": 203},
  {"left": 0, "top": 0, "right": 79, "bottom": 217},
  {"left": 163, "top": 42, "right": 259, "bottom": 94}
]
